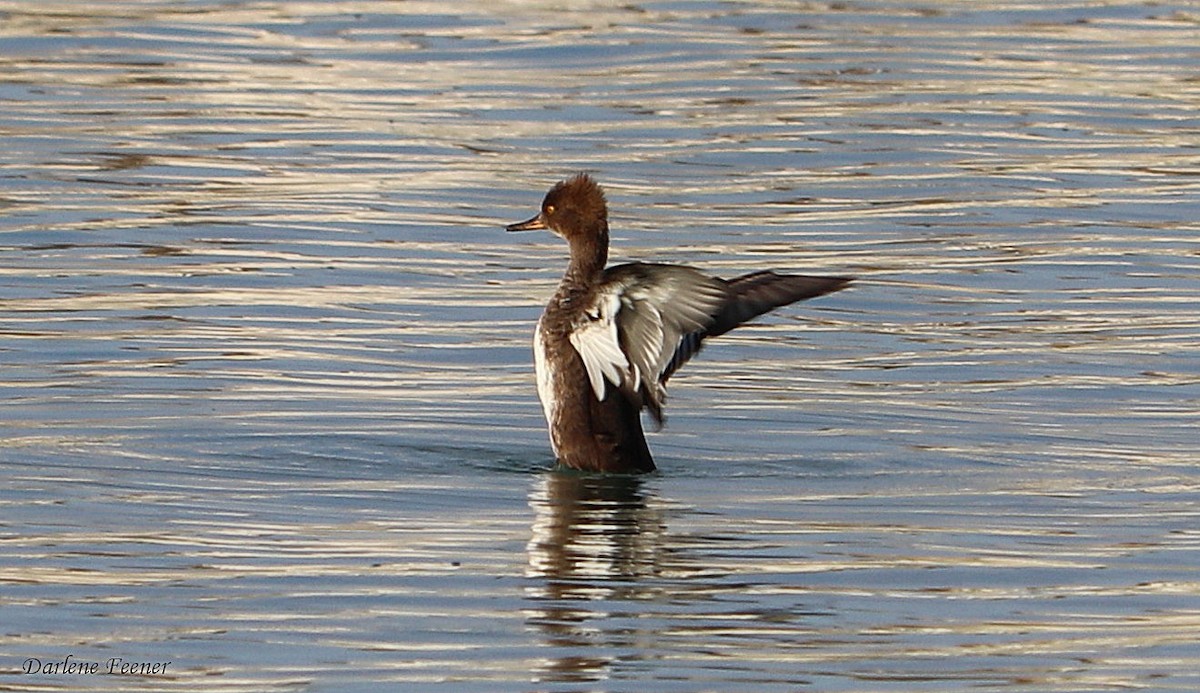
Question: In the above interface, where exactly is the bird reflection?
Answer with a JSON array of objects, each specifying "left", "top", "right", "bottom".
[{"left": 524, "top": 471, "right": 667, "bottom": 683}]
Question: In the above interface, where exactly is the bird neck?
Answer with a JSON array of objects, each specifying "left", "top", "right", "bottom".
[{"left": 564, "top": 224, "right": 609, "bottom": 280}]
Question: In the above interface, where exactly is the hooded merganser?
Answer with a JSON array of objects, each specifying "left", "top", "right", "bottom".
[{"left": 507, "top": 174, "right": 851, "bottom": 473}]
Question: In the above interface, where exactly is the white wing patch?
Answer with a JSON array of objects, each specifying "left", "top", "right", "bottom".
[
  {"left": 566, "top": 265, "right": 728, "bottom": 406},
  {"left": 568, "top": 290, "right": 630, "bottom": 400}
]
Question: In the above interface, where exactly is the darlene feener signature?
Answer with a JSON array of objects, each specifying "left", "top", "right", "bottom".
[{"left": 22, "top": 655, "right": 170, "bottom": 676}]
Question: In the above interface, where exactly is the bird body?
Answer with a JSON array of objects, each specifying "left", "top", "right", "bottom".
[{"left": 508, "top": 174, "right": 850, "bottom": 472}]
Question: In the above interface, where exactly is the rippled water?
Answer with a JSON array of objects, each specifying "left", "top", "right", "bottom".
[{"left": 2, "top": 1, "right": 1199, "bottom": 691}]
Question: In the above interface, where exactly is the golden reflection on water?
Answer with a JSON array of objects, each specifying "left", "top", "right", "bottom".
[{"left": 520, "top": 473, "right": 1200, "bottom": 687}]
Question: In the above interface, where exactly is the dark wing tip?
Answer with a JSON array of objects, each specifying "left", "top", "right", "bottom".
[
  {"left": 708, "top": 272, "right": 851, "bottom": 338},
  {"left": 659, "top": 271, "right": 851, "bottom": 384}
]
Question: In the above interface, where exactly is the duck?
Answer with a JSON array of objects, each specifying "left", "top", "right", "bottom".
[{"left": 507, "top": 174, "right": 851, "bottom": 473}]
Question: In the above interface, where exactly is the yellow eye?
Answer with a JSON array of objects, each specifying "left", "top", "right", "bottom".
[{"left": 545, "top": 204, "right": 555, "bottom": 215}]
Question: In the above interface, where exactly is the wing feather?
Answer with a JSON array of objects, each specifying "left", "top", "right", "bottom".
[
  {"left": 567, "top": 264, "right": 728, "bottom": 414},
  {"left": 567, "top": 290, "right": 629, "bottom": 401},
  {"left": 566, "top": 263, "right": 850, "bottom": 427},
  {"left": 605, "top": 264, "right": 728, "bottom": 424}
]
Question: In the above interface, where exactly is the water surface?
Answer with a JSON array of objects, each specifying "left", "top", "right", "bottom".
[{"left": 2, "top": 1, "right": 1198, "bottom": 691}]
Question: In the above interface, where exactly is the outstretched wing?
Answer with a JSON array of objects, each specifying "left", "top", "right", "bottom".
[
  {"left": 661, "top": 271, "right": 853, "bottom": 382},
  {"left": 568, "top": 263, "right": 728, "bottom": 425},
  {"left": 567, "top": 264, "right": 852, "bottom": 427}
]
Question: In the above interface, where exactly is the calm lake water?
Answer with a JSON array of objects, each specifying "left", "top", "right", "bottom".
[{"left": 2, "top": 1, "right": 1198, "bottom": 691}]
